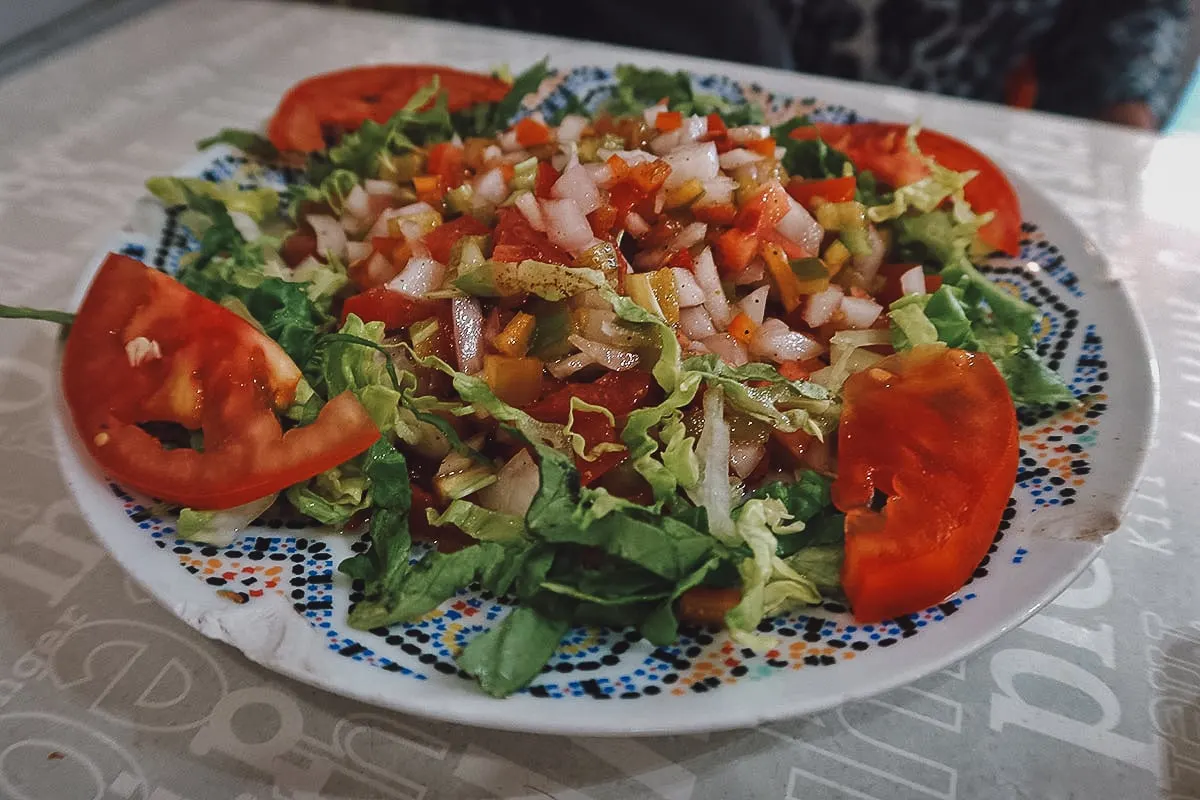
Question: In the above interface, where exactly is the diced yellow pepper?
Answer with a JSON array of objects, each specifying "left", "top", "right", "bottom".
[
  {"left": 823, "top": 240, "right": 851, "bottom": 275},
  {"left": 387, "top": 210, "right": 442, "bottom": 238},
  {"left": 664, "top": 178, "right": 705, "bottom": 210},
  {"left": 760, "top": 241, "right": 804, "bottom": 311},
  {"left": 483, "top": 355, "right": 544, "bottom": 407},
  {"left": 493, "top": 312, "right": 537, "bottom": 357},
  {"left": 648, "top": 268, "right": 680, "bottom": 325},
  {"left": 790, "top": 257, "right": 831, "bottom": 295}
]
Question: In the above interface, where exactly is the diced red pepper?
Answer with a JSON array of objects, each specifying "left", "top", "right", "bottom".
[
  {"left": 705, "top": 113, "right": 727, "bottom": 138},
  {"left": 728, "top": 311, "right": 757, "bottom": 344},
  {"left": 627, "top": 160, "right": 672, "bottom": 194},
  {"left": 588, "top": 204, "right": 619, "bottom": 237},
  {"left": 534, "top": 161, "right": 559, "bottom": 198},
  {"left": 413, "top": 175, "right": 444, "bottom": 206},
  {"left": 786, "top": 176, "right": 858, "bottom": 209},
  {"left": 426, "top": 142, "right": 466, "bottom": 189},
  {"left": 654, "top": 110, "right": 684, "bottom": 132},
  {"left": 421, "top": 215, "right": 490, "bottom": 264},
  {"left": 745, "top": 137, "right": 777, "bottom": 157},
  {"left": 778, "top": 358, "right": 825, "bottom": 381},
  {"left": 713, "top": 227, "right": 759, "bottom": 274},
  {"left": 692, "top": 203, "right": 738, "bottom": 226},
  {"left": 492, "top": 207, "right": 573, "bottom": 265},
  {"left": 664, "top": 248, "right": 695, "bottom": 270},
  {"left": 514, "top": 117, "right": 552, "bottom": 147},
  {"left": 759, "top": 228, "right": 811, "bottom": 260},
  {"left": 737, "top": 181, "right": 791, "bottom": 235}
]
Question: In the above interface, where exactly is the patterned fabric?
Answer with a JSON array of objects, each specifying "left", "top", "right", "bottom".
[{"left": 377, "top": 0, "right": 1192, "bottom": 126}]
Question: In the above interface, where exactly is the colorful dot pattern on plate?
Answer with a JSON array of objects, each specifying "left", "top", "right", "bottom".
[{"left": 109, "top": 67, "right": 1107, "bottom": 699}]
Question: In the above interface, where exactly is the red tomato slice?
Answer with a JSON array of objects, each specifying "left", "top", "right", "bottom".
[
  {"left": 832, "top": 345, "right": 1018, "bottom": 622},
  {"left": 421, "top": 215, "right": 490, "bottom": 264},
  {"left": 341, "top": 286, "right": 445, "bottom": 331},
  {"left": 268, "top": 65, "right": 509, "bottom": 152},
  {"left": 63, "top": 254, "right": 380, "bottom": 510},
  {"left": 791, "top": 123, "right": 1022, "bottom": 256}
]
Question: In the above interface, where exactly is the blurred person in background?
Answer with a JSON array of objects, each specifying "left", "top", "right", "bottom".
[{"left": 306, "top": 0, "right": 1193, "bottom": 129}]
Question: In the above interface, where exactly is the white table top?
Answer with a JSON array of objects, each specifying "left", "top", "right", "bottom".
[{"left": 0, "top": 1, "right": 1197, "bottom": 798}]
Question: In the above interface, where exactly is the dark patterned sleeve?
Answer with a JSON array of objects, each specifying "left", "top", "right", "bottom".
[{"left": 1034, "top": 0, "right": 1191, "bottom": 125}]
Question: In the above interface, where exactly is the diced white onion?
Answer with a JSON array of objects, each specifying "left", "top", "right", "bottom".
[
  {"left": 840, "top": 296, "right": 884, "bottom": 329},
  {"left": 306, "top": 214, "right": 347, "bottom": 261},
  {"left": 541, "top": 198, "right": 595, "bottom": 255},
  {"left": 693, "top": 247, "right": 732, "bottom": 328},
  {"left": 498, "top": 130, "right": 520, "bottom": 152},
  {"left": 750, "top": 318, "right": 824, "bottom": 363},
  {"left": 477, "top": 450, "right": 539, "bottom": 517},
  {"left": 901, "top": 266, "right": 928, "bottom": 296},
  {"left": 597, "top": 149, "right": 658, "bottom": 165},
  {"left": 738, "top": 285, "right": 770, "bottom": 325},
  {"left": 669, "top": 221, "right": 708, "bottom": 252},
  {"left": 730, "top": 441, "right": 766, "bottom": 480},
  {"left": 568, "top": 334, "right": 640, "bottom": 371},
  {"left": 343, "top": 184, "right": 371, "bottom": 220},
  {"left": 548, "top": 352, "right": 595, "bottom": 378},
  {"left": 551, "top": 162, "right": 601, "bottom": 215},
  {"left": 804, "top": 286, "right": 844, "bottom": 328},
  {"left": 625, "top": 211, "right": 651, "bottom": 237},
  {"left": 728, "top": 125, "right": 771, "bottom": 143},
  {"left": 854, "top": 226, "right": 887, "bottom": 283},
  {"left": 482, "top": 144, "right": 503, "bottom": 165},
  {"left": 663, "top": 142, "right": 719, "bottom": 189},
  {"left": 473, "top": 168, "right": 509, "bottom": 207},
  {"left": 649, "top": 130, "right": 683, "bottom": 155},
  {"left": 643, "top": 102, "right": 669, "bottom": 127},
  {"left": 733, "top": 260, "right": 766, "bottom": 285},
  {"left": 696, "top": 176, "right": 736, "bottom": 207},
  {"left": 703, "top": 333, "right": 749, "bottom": 367},
  {"left": 451, "top": 296, "right": 484, "bottom": 374},
  {"left": 515, "top": 191, "right": 547, "bottom": 231},
  {"left": 776, "top": 197, "right": 824, "bottom": 254},
  {"left": 583, "top": 163, "right": 614, "bottom": 187},
  {"left": 681, "top": 115, "right": 708, "bottom": 142},
  {"left": 345, "top": 240, "right": 373, "bottom": 264},
  {"left": 679, "top": 305, "right": 718, "bottom": 339},
  {"left": 556, "top": 114, "right": 588, "bottom": 143},
  {"left": 387, "top": 256, "right": 446, "bottom": 298},
  {"left": 718, "top": 148, "right": 765, "bottom": 170},
  {"left": 695, "top": 387, "right": 734, "bottom": 541},
  {"left": 367, "top": 203, "right": 433, "bottom": 239},
  {"left": 672, "top": 267, "right": 705, "bottom": 307},
  {"left": 364, "top": 179, "right": 401, "bottom": 196}
]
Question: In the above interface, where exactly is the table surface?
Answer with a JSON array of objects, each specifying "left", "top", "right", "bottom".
[{"left": 0, "top": 1, "right": 1197, "bottom": 798}]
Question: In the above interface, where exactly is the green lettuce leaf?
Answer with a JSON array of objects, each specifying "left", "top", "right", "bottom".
[
  {"left": 426, "top": 499, "right": 527, "bottom": 543},
  {"left": 603, "top": 65, "right": 765, "bottom": 125},
  {"left": 455, "top": 261, "right": 610, "bottom": 300},
  {"left": 457, "top": 606, "right": 570, "bottom": 698},
  {"left": 196, "top": 129, "right": 280, "bottom": 161},
  {"left": 450, "top": 59, "right": 554, "bottom": 138},
  {"left": 146, "top": 176, "right": 279, "bottom": 221},
  {"left": 784, "top": 544, "right": 844, "bottom": 592},
  {"left": 285, "top": 462, "right": 369, "bottom": 527},
  {"left": 866, "top": 126, "right": 982, "bottom": 225},
  {"left": 771, "top": 117, "right": 854, "bottom": 179}
]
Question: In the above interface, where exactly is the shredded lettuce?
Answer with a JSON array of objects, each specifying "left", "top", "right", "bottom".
[
  {"left": 450, "top": 59, "right": 554, "bottom": 138},
  {"left": 771, "top": 117, "right": 854, "bottom": 179},
  {"left": 604, "top": 65, "right": 765, "bottom": 125},
  {"left": 426, "top": 500, "right": 527, "bottom": 543},
  {"left": 176, "top": 494, "right": 277, "bottom": 546},
  {"left": 866, "top": 126, "right": 985, "bottom": 225},
  {"left": 146, "top": 176, "right": 279, "bottom": 222},
  {"left": 196, "top": 129, "right": 280, "bottom": 160}
]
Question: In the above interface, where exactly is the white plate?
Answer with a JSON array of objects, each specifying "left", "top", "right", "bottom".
[{"left": 51, "top": 66, "right": 1157, "bottom": 735}]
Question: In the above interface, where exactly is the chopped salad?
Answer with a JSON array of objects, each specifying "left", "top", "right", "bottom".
[{"left": 12, "top": 62, "right": 1079, "bottom": 698}]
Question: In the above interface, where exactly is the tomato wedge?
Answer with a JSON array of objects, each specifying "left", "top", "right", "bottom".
[
  {"left": 267, "top": 65, "right": 509, "bottom": 152},
  {"left": 832, "top": 345, "right": 1018, "bottom": 622},
  {"left": 791, "top": 123, "right": 1022, "bottom": 256},
  {"left": 63, "top": 254, "right": 380, "bottom": 510}
]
